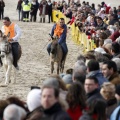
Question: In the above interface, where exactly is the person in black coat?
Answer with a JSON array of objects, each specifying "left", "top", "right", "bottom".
[
  {"left": 84, "top": 76, "right": 105, "bottom": 105},
  {"left": 47, "top": 0, "right": 52, "bottom": 23},
  {"left": 17, "top": 0, "right": 23, "bottom": 21},
  {"left": 0, "top": 0, "right": 5, "bottom": 20},
  {"left": 30, "top": 0, "right": 39, "bottom": 22},
  {"left": 40, "top": 85, "right": 71, "bottom": 120}
]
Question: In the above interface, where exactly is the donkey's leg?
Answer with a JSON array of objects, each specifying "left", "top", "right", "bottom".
[
  {"left": 57, "top": 62, "right": 59, "bottom": 74},
  {"left": 51, "top": 61, "right": 54, "bottom": 74},
  {"left": 13, "top": 67, "right": 16, "bottom": 84},
  {"left": 5, "top": 65, "right": 12, "bottom": 85},
  {"left": 61, "top": 61, "right": 65, "bottom": 73}
]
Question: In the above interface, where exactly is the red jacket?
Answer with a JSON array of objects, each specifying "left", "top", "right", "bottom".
[
  {"left": 109, "top": 31, "right": 120, "bottom": 41},
  {"left": 67, "top": 106, "right": 83, "bottom": 120}
]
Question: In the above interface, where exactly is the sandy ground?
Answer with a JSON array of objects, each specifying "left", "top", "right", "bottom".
[{"left": 0, "top": 0, "right": 119, "bottom": 101}]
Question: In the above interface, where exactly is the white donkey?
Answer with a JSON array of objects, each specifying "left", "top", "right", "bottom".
[{"left": 0, "top": 30, "right": 16, "bottom": 85}]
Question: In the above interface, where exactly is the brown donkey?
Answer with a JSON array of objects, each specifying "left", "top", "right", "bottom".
[{"left": 50, "top": 36, "right": 66, "bottom": 74}]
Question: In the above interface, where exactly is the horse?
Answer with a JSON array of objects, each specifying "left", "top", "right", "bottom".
[
  {"left": 50, "top": 36, "right": 66, "bottom": 74},
  {"left": 0, "top": 30, "right": 21, "bottom": 85}
]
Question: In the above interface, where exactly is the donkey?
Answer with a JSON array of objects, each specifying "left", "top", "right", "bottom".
[
  {"left": 0, "top": 30, "right": 21, "bottom": 84},
  {"left": 50, "top": 36, "right": 66, "bottom": 74}
]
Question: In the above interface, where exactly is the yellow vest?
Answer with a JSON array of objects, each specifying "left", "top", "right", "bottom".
[
  {"left": 54, "top": 24, "right": 64, "bottom": 38},
  {"left": 22, "top": 2, "right": 31, "bottom": 11},
  {"left": 4, "top": 23, "right": 15, "bottom": 39}
]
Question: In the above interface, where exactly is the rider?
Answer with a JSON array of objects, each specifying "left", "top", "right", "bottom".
[
  {"left": 1, "top": 17, "right": 22, "bottom": 70},
  {"left": 47, "top": 18, "right": 68, "bottom": 60}
]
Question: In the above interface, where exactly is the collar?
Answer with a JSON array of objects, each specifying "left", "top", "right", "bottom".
[
  {"left": 109, "top": 72, "right": 119, "bottom": 81},
  {"left": 86, "top": 88, "right": 100, "bottom": 98},
  {"left": 87, "top": 70, "right": 100, "bottom": 77},
  {"left": 44, "top": 102, "right": 62, "bottom": 115},
  {"left": 107, "top": 98, "right": 117, "bottom": 106}
]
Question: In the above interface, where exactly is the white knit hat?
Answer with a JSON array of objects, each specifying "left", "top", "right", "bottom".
[{"left": 27, "top": 89, "right": 41, "bottom": 112}]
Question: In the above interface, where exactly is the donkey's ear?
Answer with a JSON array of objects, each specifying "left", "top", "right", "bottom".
[
  {"left": 7, "top": 32, "right": 10, "bottom": 38},
  {"left": 0, "top": 30, "right": 3, "bottom": 37}
]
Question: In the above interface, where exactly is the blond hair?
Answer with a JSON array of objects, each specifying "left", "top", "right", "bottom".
[{"left": 100, "top": 82, "right": 115, "bottom": 100}]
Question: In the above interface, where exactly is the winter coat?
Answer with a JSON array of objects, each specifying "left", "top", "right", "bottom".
[
  {"left": 109, "top": 73, "right": 120, "bottom": 86},
  {"left": 39, "top": 2, "right": 48, "bottom": 15},
  {"left": 17, "top": 0, "right": 22, "bottom": 11},
  {"left": 110, "top": 106, "right": 120, "bottom": 120},
  {"left": 87, "top": 70, "right": 108, "bottom": 87},
  {"left": 67, "top": 106, "right": 84, "bottom": 120},
  {"left": 86, "top": 88, "right": 104, "bottom": 104},
  {"left": 106, "top": 98, "right": 118, "bottom": 119},
  {"left": 47, "top": 3, "right": 52, "bottom": 15},
  {"left": 0, "top": 1, "right": 5, "bottom": 10},
  {"left": 30, "top": 2, "right": 39, "bottom": 15},
  {"left": 41, "top": 102, "right": 71, "bottom": 120},
  {"left": 109, "top": 30, "right": 120, "bottom": 41},
  {"left": 26, "top": 106, "right": 43, "bottom": 120}
]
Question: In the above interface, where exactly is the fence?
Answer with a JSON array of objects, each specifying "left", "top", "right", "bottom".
[{"left": 52, "top": 10, "right": 97, "bottom": 52}]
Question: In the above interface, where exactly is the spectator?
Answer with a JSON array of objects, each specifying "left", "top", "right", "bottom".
[
  {"left": 109, "top": 14, "right": 119, "bottom": 25},
  {"left": 115, "top": 85, "right": 120, "bottom": 105},
  {"left": 84, "top": 76, "right": 104, "bottom": 105},
  {"left": 40, "top": 85, "right": 71, "bottom": 120},
  {"left": 96, "top": 17, "right": 108, "bottom": 30},
  {"left": 100, "top": 82, "right": 117, "bottom": 119},
  {"left": 17, "top": 0, "right": 23, "bottom": 21},
  {"left": 3, "top": 104, "right": 27, "bottom": 120},
  {"left": 30, "top": 0, "right": 39, "bottom": 22},
  {"left": 87, "top": 59, "right": 108, "bottom": 86},
  {"left": 66, "top": 82, "right": 86, "bottom": 120},
  {"left": 26, "top": 89, "right": 43, "bottom": 120},
  {"left": 0, "top": 0, "right": 5, "bottom": 20},
  {"left": 102, "top": 60, "right": 120, "bottom": 85},
  {"left": 47, "top": 0, "right": 52, "bottom": 23},
  {"left": 112, "top": 58, "right": 120, "bottom": 74},
  {"left": 79, "top": 99, "right": 107, "bottom": 120},
  {"left": 111, "top": 42, "right": 120, "bottom": 58},
  {"left": 0, "top": 100, "right": 9, "bottom": 119},
  {"left": 39, "top": 0, "right": 48, "bottom": 23}
]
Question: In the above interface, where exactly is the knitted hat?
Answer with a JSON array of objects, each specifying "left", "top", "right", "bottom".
[
  {"left": 27, "top": 89, "right": 41, "bottom": 112},
  {"left": 62, "top": 74, "right": 73, "bottom": 84}
]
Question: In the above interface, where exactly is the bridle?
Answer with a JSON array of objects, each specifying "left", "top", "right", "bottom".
[{"left": 1, "top": 42, "right": 11, "bottom": 54}]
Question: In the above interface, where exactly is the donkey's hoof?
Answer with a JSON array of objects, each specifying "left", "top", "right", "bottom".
[
  {"left": 9, "top": 80, "right": 11, "bottom": 83},
  {"left": 0, "top": 84, "right": 8, "bottom": 87}
]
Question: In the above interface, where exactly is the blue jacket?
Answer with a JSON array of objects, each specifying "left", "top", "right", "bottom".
[
  {"left": 110, "top": 106, "right": 120, "bottom": 120},
  {"left": 50, "top": 24, "right": 67, "bottom": 44},
  {"left": 87, "top": 70, "right": 108, "bottom": 86}
]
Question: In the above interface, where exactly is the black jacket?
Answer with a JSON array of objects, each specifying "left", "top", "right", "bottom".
[
  {"left": 41, "top": 102, "right": 71, "bottom": 120},
  {"left": 86, "top": 88, "right": 104, "bottom": 104},
  {"left": 47, "top": 3, "right": 52, "bottom": 14}
]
